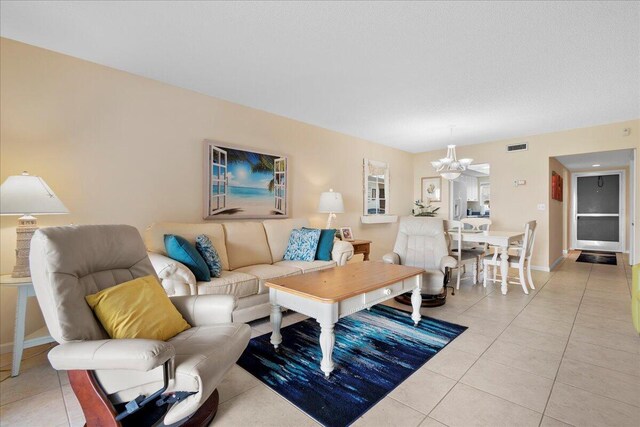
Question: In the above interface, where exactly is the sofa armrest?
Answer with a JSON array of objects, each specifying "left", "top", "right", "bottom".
[
  {"left": 382, "top": 252, "right": 400, "bottom": 264},
  {"left": 332, "top": 240, "right": 354, "bottom": 266},
  {"left": 170, "top": 295, "right": 236, "bottom": 325},
  {"left": 440, "top": 255, "right": 457, "bottom": 272},
  {"left": 147, "top": 252, "right": 196, "bottom": 296},
  {"left": 49, "top": 339, "right": 174, "bottom": 371}
]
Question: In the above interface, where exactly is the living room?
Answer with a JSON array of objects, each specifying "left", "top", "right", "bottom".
[{"left": 1, "top": 2, "right": 639, "bottom": 427}]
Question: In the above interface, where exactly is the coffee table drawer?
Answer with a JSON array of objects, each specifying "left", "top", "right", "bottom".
[{"left": 363, "top": 282, "right": 404, "bottom": 305}]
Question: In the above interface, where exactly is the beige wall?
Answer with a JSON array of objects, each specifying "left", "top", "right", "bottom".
[
  {"left": 0, "top": 39, "right": 414, "bottom": 347},
  {"left": 548, "top": 158, "right": 569, "bottom": 266},
  {"left": 414, "top": 120, "right": 640, "bottom": 269}
]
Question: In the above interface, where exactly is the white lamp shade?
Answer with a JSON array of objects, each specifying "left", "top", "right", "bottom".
[
  {"left": 0, "top": 173, "right": 69, "bottom": 215},
  {"left": 318, "top": 190, "right": 344, "bottom": 213}
]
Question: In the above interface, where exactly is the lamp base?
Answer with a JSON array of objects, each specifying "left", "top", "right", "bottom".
[
  {"left": 12, "top": 215, "right": 38, "bottom": 278},
  {"left": 325, "top": 212, "right": 336, "bottom": 229}
]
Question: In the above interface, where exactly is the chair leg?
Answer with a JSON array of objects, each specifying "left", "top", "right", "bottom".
[
  {"left": 518, "top": 265, "right": 529, "bottom": 295},
  {"left": 456, "top": 267, "right": 461, "bottom": 290},
  {"left": 68, "top": 370, "right": 119, "bottom": 427},
  {"left": 472, "top": 262, "right": 477, "bottom": 284},
  {"left": 483, "top": 263, "right": 488, "bottom": 288},
  {"left": 493, "top": 263, "right": 497, "bottom": 282},
  {"left": 526, "top": 260, "right": 536, "bottom": 290}
]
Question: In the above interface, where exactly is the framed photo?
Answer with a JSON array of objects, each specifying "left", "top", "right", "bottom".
[
  {"left": 340, "top": 227, "right": 354, "bottom": 241},
  {"left": 551, "top": 171, "right": 563, "bottom": 201},
  {"left": 421, "top": 176, "right": 442, "bottom": 202},
  {"left": 204, "top": 140, "right": 288, "bottom": 219}
]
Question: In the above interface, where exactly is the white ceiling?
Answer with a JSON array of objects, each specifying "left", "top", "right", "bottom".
[
  {"left": 1, "top": 1, "right": 638, "bottom": 153},
  {"left": 556, "top": 149, "right": 634, "bottom": 171}
]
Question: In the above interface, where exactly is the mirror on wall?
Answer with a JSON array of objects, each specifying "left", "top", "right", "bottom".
[{"left": 361, "top": 159, "right": 397, "bottom": 223}]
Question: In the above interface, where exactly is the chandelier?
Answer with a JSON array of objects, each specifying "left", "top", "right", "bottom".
[{"left": 431, "top": 145, "right": 473, "bottom": 180}]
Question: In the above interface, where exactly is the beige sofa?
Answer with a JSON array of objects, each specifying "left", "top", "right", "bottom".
[{"left": 144, "top": 218, "right": 354, "bottom": 322}]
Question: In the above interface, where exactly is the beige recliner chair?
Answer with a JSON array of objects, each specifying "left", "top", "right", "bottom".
[
  {"left": 383, "top": 216, "right": 456, "bottom": 307},
  {"left": 29, "top": 224, "right": 251, "bottom": 426}
]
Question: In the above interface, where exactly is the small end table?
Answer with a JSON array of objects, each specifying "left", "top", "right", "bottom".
[
  {"left": 0, "top": 275, "right": 55, "bottom": 376},
  {"left": 349, "top": 239, "right": 372, "bottom": 261}
]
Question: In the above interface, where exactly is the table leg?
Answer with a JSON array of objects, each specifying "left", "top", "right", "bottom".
[
  {"left": 500, "top": 246, "right": 509, "bottom": 295},
  {"left": 411, "top": 286, "right": 422, "bottom": 325},
  {"left": 270, "top": 304, "right": 282, "bottom": 350},
  {"left": 12, "top": 287, "right": 27, "bottom": 377},
  {"left": 318, "top": 321, "right": 335, "bottom": 377}
]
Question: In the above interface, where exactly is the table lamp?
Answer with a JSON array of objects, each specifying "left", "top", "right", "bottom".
[
  {"left": 0, "top": 172, "right": 69, "bottom": 277},
  {"left": 318, "top": 189, "right": 344, "bottom": 229}
]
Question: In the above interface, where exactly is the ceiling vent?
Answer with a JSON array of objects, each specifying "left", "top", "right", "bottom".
[{"left": 506, "top": 142, "right": 528, "bottom": 152}]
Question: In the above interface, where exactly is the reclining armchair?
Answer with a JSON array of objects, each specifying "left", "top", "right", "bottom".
[
  {"left": 30, "top": 224, "right": 251, "bottom": 426},
  {"left": 383, "top": 216, "right": 456, "bottom": 307}
]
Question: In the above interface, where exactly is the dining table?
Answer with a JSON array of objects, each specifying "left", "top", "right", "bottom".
[{"left": 452, "top": 229, "right": 525, "bottom": 295}]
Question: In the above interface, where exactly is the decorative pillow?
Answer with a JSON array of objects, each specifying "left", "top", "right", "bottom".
[
  {"left": 85, "top": 275, "right": 191, "bottom": 340},
  {"left": 195, "top": 234, "right": 222, "bottom": 278},
  {"left": 303, "top": 227, "right": 335, "bottom": 261},
  {"left": 164, "top": 234, "right": 211, "bottom": 281},
  {"left": 283, "top": 228, "right": 321, "bottom": 262}
]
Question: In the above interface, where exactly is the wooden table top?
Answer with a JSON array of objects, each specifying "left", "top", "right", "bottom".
[{"left": 266, "top": 262, "right": 424, "bottom": 303}]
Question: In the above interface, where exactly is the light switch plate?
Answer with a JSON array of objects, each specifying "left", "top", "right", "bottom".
[{"left": 537, "top": 203, "right": 546, "bottom": 211}]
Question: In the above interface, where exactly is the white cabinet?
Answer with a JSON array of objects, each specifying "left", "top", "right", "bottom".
[{"left": 461, "top": 175, "right": 478, "bottom": 201}]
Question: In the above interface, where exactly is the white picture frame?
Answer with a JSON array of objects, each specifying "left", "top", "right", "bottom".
[
  {"left": 421, "top": 176, "right": 442, "bottom": 202},
  {"left": 339, "top": 227, "right": 354, "bottom": 241}
]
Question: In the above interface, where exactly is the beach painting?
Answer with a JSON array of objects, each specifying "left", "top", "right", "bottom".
[{"left": 204, "top": 141, "right": 288, "bottom": 219}]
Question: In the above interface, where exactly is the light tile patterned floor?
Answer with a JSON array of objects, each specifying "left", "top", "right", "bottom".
[{"left": 0, "top": 252, "right": 638, "bottom": 426}]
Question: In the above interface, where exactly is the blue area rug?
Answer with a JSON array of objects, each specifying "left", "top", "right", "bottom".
[{"left": 237, "top": 304, "right": 467, "bottom": 427}]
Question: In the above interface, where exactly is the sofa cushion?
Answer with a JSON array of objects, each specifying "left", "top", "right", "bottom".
[
  {"left": 195, "top": 234, "right": 222, "bottom": 278},
  {"left": 196, "top": 271, "right": 259, "bottom": 299},
  {"left": 145, "top": 223, "right": 229, "bottom": 271},
  {"left": 164, "top": 235, "right": 211, "bottom": 282},
  {"left": 263, "top": 218, "right": 310, "bottom": 262},
  {"left": 274, "top": 260, "right": 336, "bottom": 273},
  {"left": 235, "top": 264, "right": 301, "bottom": 294},
  {"left": 304, "top": 227, "right": 336, "bottom": 261},
  {"left": 223, "top": 222, "right": 273, "bottom": 269},
  {"left": 283, "top": 228, "right": 321, "bottom": 262}
]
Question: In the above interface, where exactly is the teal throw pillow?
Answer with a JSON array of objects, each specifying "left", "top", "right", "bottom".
[
  {"left": 283, "top": 228, "right": 321, "bottom": 262},
  {"left": 164, "top": 234, "right": 211, "bottom": 282},
  {"left": 303, "top": 227, "right": 335, "bottom": 261},
  {"left": 195, "top": 234, "right": 222, "bottom": 278}
]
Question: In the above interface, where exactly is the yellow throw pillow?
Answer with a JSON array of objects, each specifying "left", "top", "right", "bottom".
[{"left": 85, "top": 275, "right": 190, "bottom": 341}]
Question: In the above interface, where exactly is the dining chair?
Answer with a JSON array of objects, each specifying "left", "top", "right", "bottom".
[
  {"left": 483, "top": 220, "right": 537, "bottom": 294},
  {"left": 460, "top": 218, "right": 492, "bottom": 279},
  {"left": 445, "top": 220, "right": 480, "bottom": 290}
]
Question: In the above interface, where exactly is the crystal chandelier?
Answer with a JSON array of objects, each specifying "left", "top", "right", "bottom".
[{"left": 431, "top": 145, "right": 473, "bottom": 180}]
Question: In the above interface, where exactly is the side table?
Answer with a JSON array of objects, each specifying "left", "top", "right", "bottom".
[
  {"left": 0, "top": 275, "right": 55, "bottom": 376},
  {"left": 349, "top": 239, "right": 372, "bottom": 261}
]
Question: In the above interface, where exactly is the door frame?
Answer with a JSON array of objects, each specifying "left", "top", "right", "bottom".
[{"left": 571, "top": 169, "right": 625, "bottom": 252}]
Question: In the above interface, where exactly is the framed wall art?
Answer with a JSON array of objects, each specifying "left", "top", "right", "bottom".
[
  {"left": 551, "top": 171, "right": 563, "bottom": 201},
  {"left": 204, "top": 140, "right": 288, "bottom": 219},
  {"left": 421, "top": 176, "right": 442, "bottom": 202}
]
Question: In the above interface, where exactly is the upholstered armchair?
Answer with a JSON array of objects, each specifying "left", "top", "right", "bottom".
[
  {"left": 383, "top": 216, "right": 456, "bottom": 307},
  {"left": 30, "top": 225, "right": 251, "bottom": 427}
]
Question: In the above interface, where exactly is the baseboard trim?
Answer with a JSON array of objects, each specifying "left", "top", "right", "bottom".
[
  {"left": 530, "top": 265, "right": 550, "bottom": 272},
  {"left": 531, "top": 255, "right": 565, "bottom": 273},
  {"left": 549, "top": 255, "right": 565, "bottom": 271},
  {"left": 0, "top": 342, "right": 13, "bottom": 354}
]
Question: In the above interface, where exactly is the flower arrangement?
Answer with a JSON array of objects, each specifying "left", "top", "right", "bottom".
[{"left": 413, "top": 200, "right": 440, "bottom": 217}]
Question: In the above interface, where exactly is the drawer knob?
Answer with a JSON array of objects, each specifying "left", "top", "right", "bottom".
[{"left": 383, "top": 288, "right": 392, "bottom": 296}]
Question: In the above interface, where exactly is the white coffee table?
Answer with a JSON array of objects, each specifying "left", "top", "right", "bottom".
[{"left": 266, "top": 262, "right": 424, "bottom": 377}]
